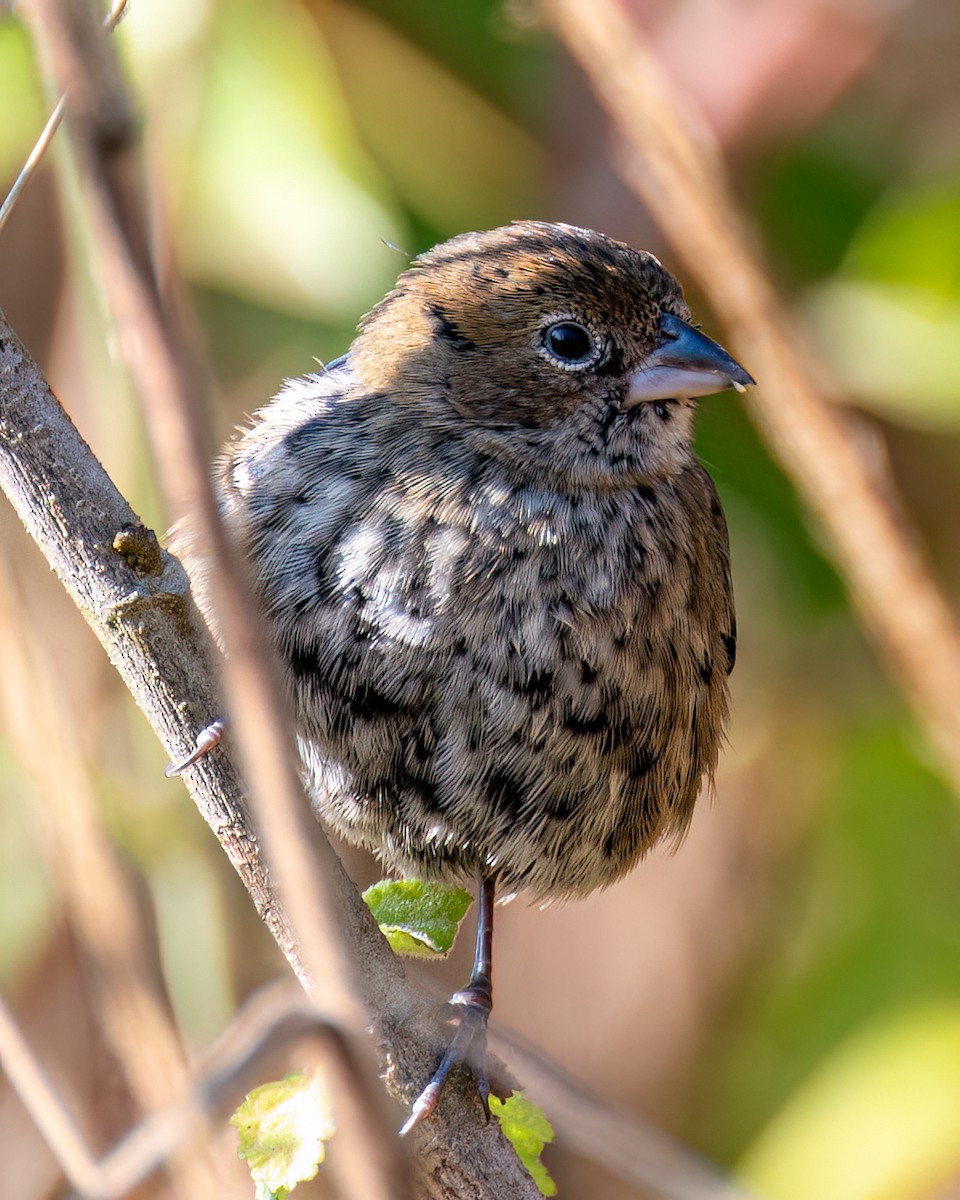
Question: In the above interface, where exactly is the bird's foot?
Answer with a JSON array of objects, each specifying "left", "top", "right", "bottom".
[
  {"left": 400, "top": 982, "right": 492, "bottom": 1136},
  {"left": 165, "top": 719, "right": 225, "bottom": 777}
]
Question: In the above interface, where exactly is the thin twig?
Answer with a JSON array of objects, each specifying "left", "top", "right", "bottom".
[
  {"left": 0, "top": 0, "right": 128, "bottom": 237},
  {"left": 545, "top": 0, "right": 960, "bottom": 798},
  {"left": 0, "top": 980, "right": 353, "bottom": 1200},
  {"left": 0, "top": 993, "right": 209, "bottom": 1200},
  {"left": 0, "top": 95, "right": 66, "bottom": 236},
  {"left": 495, "top": 1026, "right": 757, "bottom": 1200},
  {"left": 0, "top": 993, "right": 108, "bottom": 1198}
]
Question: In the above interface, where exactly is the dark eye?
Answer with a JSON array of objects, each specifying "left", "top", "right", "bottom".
[{"left": 543, "top": 321, "right": 594, "bottom": 364}]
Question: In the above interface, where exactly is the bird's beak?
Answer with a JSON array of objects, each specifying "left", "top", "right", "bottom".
[{"left": 624, "top": 312, "right": 755, "bottom": 407}]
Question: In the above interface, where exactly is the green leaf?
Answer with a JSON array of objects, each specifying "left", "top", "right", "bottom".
[
  {"left": 490, "top": 1092, "right": 557, "bottom": 1197},
  {"left": 231, "top": 1070, "right": 334, "bottom": 1196},
  {"left": 362, "top": 879, "right": 472, "bottom": 957}
]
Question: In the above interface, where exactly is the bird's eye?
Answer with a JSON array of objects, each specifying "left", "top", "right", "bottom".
[{"left": 543, "top": 321, "right": 595, "bottom": 365}]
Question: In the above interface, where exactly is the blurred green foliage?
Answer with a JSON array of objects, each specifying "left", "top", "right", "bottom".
[
  {"left": 708, "top": 722, "right": 960, "bottom": 1166},
  {"left": 0, "top": 21, "right": 44, "bottom": 179}
]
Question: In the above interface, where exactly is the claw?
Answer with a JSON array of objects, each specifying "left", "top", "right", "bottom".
[
  {"left": 165, "top": 720, "right": 225, "bottom": 777},
  {"left": 400, "top": 998, "right": 491, "bottom": 1136},
  {"left": 399, "top": 1082, "right": 441, "bottom": 1137}
]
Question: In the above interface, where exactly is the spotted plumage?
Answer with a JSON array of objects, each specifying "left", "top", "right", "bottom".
[
  {"left": 215, "top": 221, "right": 752, "bottom": 1127},
  {"left": 220, "top": 221, "right": 745, "bottom": 901}
]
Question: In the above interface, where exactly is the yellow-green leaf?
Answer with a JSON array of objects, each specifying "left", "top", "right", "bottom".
[
  {"left": 232, "top": 1070, "right": 334, "bottom": 1196},
  {"left": 490, "top": 1092, "right": 557, "bottom": 1197}
]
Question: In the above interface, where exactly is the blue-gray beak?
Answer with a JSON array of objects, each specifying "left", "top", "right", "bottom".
[{"left": 625, "top": 311, "right": 755, "bottom": 407}]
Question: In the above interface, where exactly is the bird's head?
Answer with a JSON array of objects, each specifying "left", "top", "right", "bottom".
[{"left": 350, "top": 222, "right": 754, "bottom": 488}]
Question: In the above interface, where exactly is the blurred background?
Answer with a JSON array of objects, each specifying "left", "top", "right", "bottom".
[{"left": 2, "top": 0, "right": 960, "bottom": 1196}]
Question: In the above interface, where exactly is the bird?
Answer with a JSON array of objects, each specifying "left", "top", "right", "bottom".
[{"left": 215, "top": 221, "right": 753, "bottom": 1130}]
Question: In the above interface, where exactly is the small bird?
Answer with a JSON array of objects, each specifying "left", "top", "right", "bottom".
[{"left": 218, "top": 221, "right": 753, "bottom": 1129}]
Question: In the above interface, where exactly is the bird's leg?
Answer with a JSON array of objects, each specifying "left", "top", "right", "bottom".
[{"left": 400, "top": 876, "right": 495, "bottom": 1135}]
